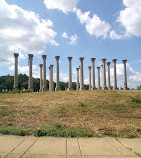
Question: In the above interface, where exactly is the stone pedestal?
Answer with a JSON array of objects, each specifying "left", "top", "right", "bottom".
[
  {"left": 112, "top": 59, "right": 118, "bottom": 90},
  {"left": 88, "top": 66, "right": 92, "bottom": 90},
  {"left": 102, "top": 59, "right": 107, "bottom": 90},
  {"left": 39, "top": 64, "right": 43, "bottom": 92},
  {"left": 76, "top": 67, "right": 80, "bottom": 90},
  {"left": 13, "top": 53, "right": 19, "bottom": 90},
  {"left": 55, "top": 56, "right": 61, "bottom": 91},
  {"left": 91, "top": 58, "right": 96, "bottom": 90},
  {"left": 28, "top": 54, "right": 33, "bottom": 92},
  {"left": 67, "top": 57, "right": 73, "bottom": 91},
  {"left": 49, "top": 65, "right": 54, "bottom": 91},
  {"left": 79, "top": 57, "right": 85, "bottom": 91},
  {"left": 42, "top": 55, "right": 47, "bottom": 91},
  {"left": 97, "top": 67, "right": 101, "bottom": 90},
  {"left": 107, "top": 62, "right": 111, "bottom": 90},
  {"left": 122, "top": 60, "right": 128, "bottom": 90}
]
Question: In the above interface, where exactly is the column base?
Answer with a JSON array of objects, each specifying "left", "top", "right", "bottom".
[
  {"left": 102, "top": 87, "right": 108, "bottom": 90},
  {"left": 124, "top": 87, "right": 129, "bottom": 90},
  {"left": 91, "top": 87, "right": 96, "bottom": 90},
  {"left": 49, "top": 89, "right": 54, "bottom": 91},
  {"left": 55, "top": 87, "right": 61, "bottom": 91},
  {"left": 79, "top": 87, "right": 85, "bottom": 91},
  {"left": 28, "top": 88, "right": 34, "bottom": 92},
  {"left": 43, "top": 88, "right": 48, "bottom": 92},
  {"left": 113, "top": 87, "right": 119, "bottom": 90},
  {"left": 67, "top": 87, "right": 74, "bottom": 91},
  {"left": 39, "top": 89, "right": 43, "bottom": 92}
]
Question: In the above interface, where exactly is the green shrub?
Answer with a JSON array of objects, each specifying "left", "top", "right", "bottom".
[
  {"left": 0, "top": 126, "right": 29, "bottom": 136},
  {"left": 131, "top": 95, "right": 141, "bottom": 104},
  {"left": 34, "top": 123, "right": 94, "bottom": 137},
  {"left": 25, "top": 89, "right": 31, "bottom": 93},
  {"left": 12, "top": 89, "right": 20, "bottom": 94}
]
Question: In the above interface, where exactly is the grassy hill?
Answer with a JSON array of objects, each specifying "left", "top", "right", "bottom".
[{"left": 0, "top": 90, "right": 141, "bottom": 138}]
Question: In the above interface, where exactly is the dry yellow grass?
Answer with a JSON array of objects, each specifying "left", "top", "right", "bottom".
[{"left": 0, "top": 90, "right": 141, "bottom": 137}]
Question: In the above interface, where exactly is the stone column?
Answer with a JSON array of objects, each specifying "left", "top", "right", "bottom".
[
  {"left": 49, "top": 65, "right": 54, "bottom": 91},
  {"left": 39, "top": 64, "right": 43, "bottom": 92},
  {"left": 42, "top": 55, "right": 47, "bottom": 91},
  {"left": 28, "top": 54, "right": 33, "bottom": 91},
  {"left": 68, "top": 57, "right": 73, "bottom": 91},
  {"left": 102, "top": 59, "right": 107, "bottom": 90},
  {"left": 13, "top": 53, "right": 19, "bottom": 89},
  {"left": 76, "top": 67, "right": 79, "bottom": 90},
  {"left": 79, "top": 57, "right": 84, "bottom": 91},
  {"left": 112, "top": 59, "right": 118, "bottom": 90},
  {"left": 55, "top": 56, "right": 60, "bottom": 91},
  {"left": 122, "top": 60, "right": 128, "bottom": 90},
  {"left": 91, "top": 58, "right": 96, "bottom": 90},
  {"left": 107, "top": 62, "right": 111, "bottom": 90},
  {"left": 97, "top": 67, "right": 100, "bottom": 90},
  {"left": 88, "top": 66, "right": 92, "bottom": 90}
]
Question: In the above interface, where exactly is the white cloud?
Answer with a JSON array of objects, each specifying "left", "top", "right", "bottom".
[
  {"left": 74, "top": 8, "right": 111, "bottom": 38},
  {"left": 117, "top": 0, "right": 141, "bottom": 37},
  {"left": 0, "top": 0, "right": 58, "bottom": 65},
  {"left": 62, "top": 32, "right": 78, "bottom": 45},
  {"left": 110, "top": 30, "right": 123, "bottom": 40},
  {"left": 62, "top": 32, "right": 68, "bottom": 38},
  {"left": 109, "top": 63, "right": 141, "bottom": 89},
  {"left": 44, "top": 0, "right": 79, "bottom": 14},
  {"left": 9, "top": 65, "right": 40, "bottom": 78},
  {"left": 69, "top": 34, "right": 78, "bottom": 45}
]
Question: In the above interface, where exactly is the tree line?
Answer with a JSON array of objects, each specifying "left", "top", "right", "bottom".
[{"left": 0, "top": 74, "right": 89, "bottom": 92}]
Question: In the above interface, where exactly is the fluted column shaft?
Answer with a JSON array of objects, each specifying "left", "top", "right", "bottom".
[
  {"left": 91, "top": 58, "right": 96, "bottom": 89},
  {"left": 28, "top": 54, "right": 33, "bottom": 91},
  {"left": 42, "top": 55, "right": 47, "bottom": 91},
  {"left": 102, "top": 59, "right": 107, "bottom": 89},
  {"left": 39, "top": 64, "right": 43, "bottom": 92},
  {"left": 49, "top": 65, "right": 54, "bottom": 91},
  {"left": 122, "top": 60, "right": 128, "bottom": 90},
  {"left": 107, "top": 62, "right": 111, "bottom": 90},
  {"left": 76, "top": 68, "right": 79, "bottom": 90},
  {"left": 97, "top": 67, "right": 100, "bottom": 90},
  {"left": 55, "top": 56, "right": 60, "bottom": 91},
  {"left": 79, "top": 58, "right": 84, "bottom": 90},
  {"left": 88, "top": 66, "right": 91, "bottom": 90},
  {"left": 14, "top": 53, "right": 19, "bottom": 89},
  {"left": 112, "top": 59, "right": 118, "bottom": 90},
  {"left": 68, "top": 57, "right": 73, "bottom": 90}
]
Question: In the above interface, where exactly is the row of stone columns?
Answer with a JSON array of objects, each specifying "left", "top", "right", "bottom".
[
  {"left": 94, "top": 59, "right": 128, "bottom": 90},
  {"left": 13, "top": 53, "right": 128, "bottom": 91}
]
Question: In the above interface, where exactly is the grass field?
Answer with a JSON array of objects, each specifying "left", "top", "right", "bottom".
[{"left": 0, "top": 90, "right": 141, "bottom": 138}]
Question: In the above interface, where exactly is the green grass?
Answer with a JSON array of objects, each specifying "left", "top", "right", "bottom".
[
  {"left": 131, "top": 95, "right": 141, "bottom": 104},
  {"left": 0, "top": 106, "right": 14, "bottom": 116},
  {"left": 135, "top": 152, "right": 141, "bottom": 157},
  {"left": 0, "top": 125, "right": 30, "bottom": 136},
  {"left": 0, "top": 123, "right": 94, "bottom": 137},
  {"left": 124, "top": 115, "right": 141, "bottom": 119}
]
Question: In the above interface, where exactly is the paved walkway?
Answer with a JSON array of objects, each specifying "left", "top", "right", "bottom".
[{"left": 0, "top": 135, "right": 141, "bottom": 158}]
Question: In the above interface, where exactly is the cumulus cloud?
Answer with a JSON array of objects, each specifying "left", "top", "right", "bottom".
[
  {"left": 44, "top": 0, "right": 79, "bottom": 14},
  {"left": 110, "top": 30, "right": 123, "bottom": 40},
  {"left": 109, "top": 63, "right": 141, "bottom": 89},
  {"left": 0, "top": 0, "right": 58, "bottom": 65},
  {"left": 117, "top": 0, "right": 141, "bottom": 37},
  {"left": 62, "top": 32, "right": 78, "bottom": 45},
  {"left": 69, "top": 34, "right": 78, "bottom": 45},
  {"left": 74, "top": 8, "right": 111, "bottom": 38},
  {"left": 62, "top": 32, "right": 68, "bottom": 38},
  {"left": 9, "top": 65, "right": 40, "bottom": 78}
]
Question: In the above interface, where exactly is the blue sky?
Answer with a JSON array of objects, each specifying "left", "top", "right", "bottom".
[{"left": 0, "top": 0, "right": 141, "bottom": 88}]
